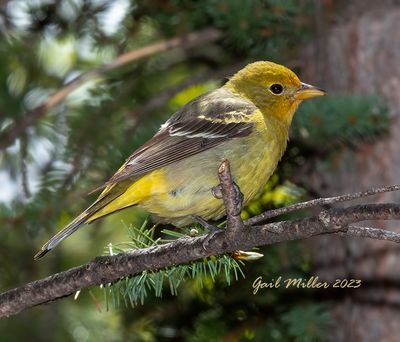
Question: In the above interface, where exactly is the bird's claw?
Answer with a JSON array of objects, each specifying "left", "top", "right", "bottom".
[
  {"left": 212, "top": 181, "right": 243, "bottom": 215},
  {"left": 232, "top": 182, "right": 244, "bottom": 216},
  {"left": 193, "top": 181, "right": 244, "bottom": 250},
  {"left": 191, "top": 215, "right": 224, "bottom": 250},
  {"left": 202, "top": 228, "right": 224, "bottom": 250},
  {"left": 211, "top": 185, "right": 223, "bottom": 199}
]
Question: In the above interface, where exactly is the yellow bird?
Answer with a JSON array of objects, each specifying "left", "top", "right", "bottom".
[{"left": 35, "top": 61, "right": 326, "bottom": 259}]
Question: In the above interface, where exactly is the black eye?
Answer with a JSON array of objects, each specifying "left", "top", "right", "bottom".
[{"left": 270, "top": 84, "right": 283, "bottom": 94}]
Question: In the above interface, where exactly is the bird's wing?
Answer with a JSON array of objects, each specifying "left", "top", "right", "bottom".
[
  {"left": 94, "top": 87, "right": 257, "bottom": 192},
  {"left": 106, "top": 118, "right": 253, "bottom": 185}
]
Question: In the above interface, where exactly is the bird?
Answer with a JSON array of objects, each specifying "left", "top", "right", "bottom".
[{"left": 34, "top": 61, "right": 326, "bottom": 259}]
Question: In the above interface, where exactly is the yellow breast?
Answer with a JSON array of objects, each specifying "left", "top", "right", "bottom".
[
  {"left": 89, "top": 110, "right": 289, "bottom": 226},
  {"left": 134, "top": 110, "right": 288, "bottom": 225}
]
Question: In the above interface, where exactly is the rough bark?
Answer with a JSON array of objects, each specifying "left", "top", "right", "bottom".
[
  {"left": 301, "top": 4, "right": 400, "bottom": 341},
  {"left": 0, "top": 165, "right": 400, "bottom": 318}
]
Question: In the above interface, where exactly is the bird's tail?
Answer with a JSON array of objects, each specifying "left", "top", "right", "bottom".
[
  {"left": 34, "top": 190, "right": 123, "bottom": 260},
  {"left": 34, "top": 172, "right": 155, "bottom": 259},
  {"left": 34, "top": 212, "right": 90, "bottom": 259}
]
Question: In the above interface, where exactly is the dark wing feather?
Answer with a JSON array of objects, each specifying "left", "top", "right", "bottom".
[
  {"left": 107, "top": 119, "right": 253, "bottom": 184},
  {"left": 94, "top": 87, "right": 257, "bottom": 190}
]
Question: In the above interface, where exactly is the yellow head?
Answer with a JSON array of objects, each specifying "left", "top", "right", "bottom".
[{"left": 226, "top": 61, "right": 326, "bottom": 124}]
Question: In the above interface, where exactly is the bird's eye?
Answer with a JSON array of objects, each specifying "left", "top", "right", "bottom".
[{"left": 269, "top": 84, "right": 283, "bottom": 95}]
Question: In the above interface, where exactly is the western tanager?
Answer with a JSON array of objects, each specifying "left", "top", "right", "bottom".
[{"left": 35, "top": 61, "right": 326, "bottom": 259}]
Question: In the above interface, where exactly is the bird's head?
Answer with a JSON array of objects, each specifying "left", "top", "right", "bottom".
[{"left": 226, "top": 61, "right": 326, "bottom": 125}]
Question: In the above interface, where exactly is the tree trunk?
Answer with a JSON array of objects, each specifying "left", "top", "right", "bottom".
[{"left": 301, "top": 3, "right": 400, "bottom": 341}]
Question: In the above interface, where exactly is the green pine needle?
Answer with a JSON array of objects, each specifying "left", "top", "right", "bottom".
[{"left": 102, "top": 222, "right": 246, "bottom": 309}]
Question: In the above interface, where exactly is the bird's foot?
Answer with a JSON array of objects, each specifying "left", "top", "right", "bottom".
[
  {"left": 232, "top": 182, "right": 244, "bottom": 216},
  {"left": 191, "top": 215, "right": 224, "bottom": 250},
  {"left": 212, "top": 181, "right": 243, "bottom": 216},
  {"left": 211, "top": 184, "right": 223, "bottom": 199}
]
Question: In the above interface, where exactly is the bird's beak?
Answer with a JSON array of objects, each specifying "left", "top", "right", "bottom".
[{"left": 296, "top": 82, "right": 327, "bottom": 100}]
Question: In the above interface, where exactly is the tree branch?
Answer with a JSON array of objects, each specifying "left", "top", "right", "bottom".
[
  {"left": 343, "top": 225, "right": 400, "bottom": 243},
  {"left": 245, "top": 184, "right": 400, "bottom": 225},
  {"left": 218, "top": 160, "right": 245, "bottom": 242},
  {"left": 0, "top": 27, "right": 222, "bottom": 150},
  {"left": 1, "top": 163, "right": 400, "bottom": 318}
]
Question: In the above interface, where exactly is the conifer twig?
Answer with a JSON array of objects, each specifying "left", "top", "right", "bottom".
[
  {"left": 0, "top": 28, "right": 222, "bottom": 150},
  {"left": 1, "top": 203, "right": 400, "bottom": 317},
  {"left": 245, "top": 184, "right": 400, "bottom": 225},
  {"left": 1, "top": 161, "right": 400, "bottom": 318},
  {"left": 218, "top": 160, "right": 245, "bottom": 242},
  {"left": 342, "top": 225, "right": 400, "bottom": 243}
]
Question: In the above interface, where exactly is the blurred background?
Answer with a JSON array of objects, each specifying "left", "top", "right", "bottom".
[{"left": 0, "top": 0, "right": 399, "bottom": 341}]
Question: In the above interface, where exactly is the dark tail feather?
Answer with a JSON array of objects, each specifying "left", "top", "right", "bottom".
[
  {"left": 34, "top": 213, "right": 90, "bottom": 259},
  {"left": 34, "top": 189, "right": 125, "bottom": 260}
]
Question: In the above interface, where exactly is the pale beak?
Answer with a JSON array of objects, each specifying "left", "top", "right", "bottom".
[{"left": 296, "top": 82, "right": 327, "bottom": 100}]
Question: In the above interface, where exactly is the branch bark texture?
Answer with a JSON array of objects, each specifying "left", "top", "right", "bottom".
[
  {"left": 1, "top": 165, "right": 400, "bottom": 318},
  {"left": 0, "top": 202, "right": 399, "bottom": 318}
]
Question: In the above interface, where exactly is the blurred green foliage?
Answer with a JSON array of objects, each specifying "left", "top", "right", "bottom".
[
  {"left": 293, "top": 95, "right": 389, "bottom": 150},
  {"left": 0, "top": 0, "right": 389, "bottom": 341}
]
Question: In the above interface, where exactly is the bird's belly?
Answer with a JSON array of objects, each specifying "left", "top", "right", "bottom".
[{"left": 136, "top": 132, "right": 285, "bottom": 226}]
